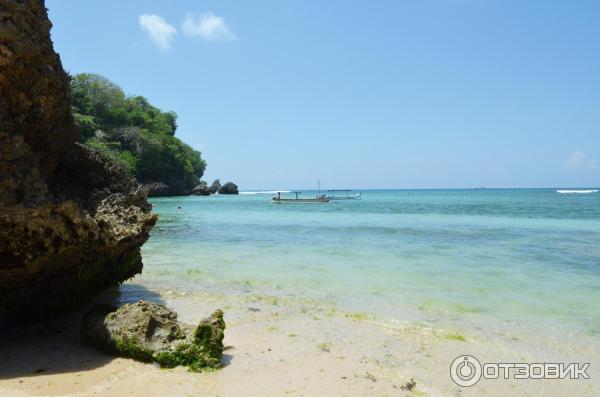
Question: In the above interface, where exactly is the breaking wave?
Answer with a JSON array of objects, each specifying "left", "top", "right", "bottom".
[{"left": 556, "top": 190, "right": 598, "bottom": 194}]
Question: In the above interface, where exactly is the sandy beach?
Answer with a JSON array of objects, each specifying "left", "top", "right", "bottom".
[{"left": 1, "top": 284, "right": 598, "bottom": 397}]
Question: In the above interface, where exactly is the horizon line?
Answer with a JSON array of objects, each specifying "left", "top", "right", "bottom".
[{"left": 238, "top": 186, "right": 600, "bottom": 192}]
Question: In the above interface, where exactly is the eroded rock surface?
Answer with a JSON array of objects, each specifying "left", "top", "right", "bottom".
[
  {"left": 0, "top": 0, "right": 156, "bottom": 323},
  {"left": 81, "top": 300, "right": 225, "bottom": 371},
  {"left": 191, "top": 182, "right": 211, "bottom": 196}
]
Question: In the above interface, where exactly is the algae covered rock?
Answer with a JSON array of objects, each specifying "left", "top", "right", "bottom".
[{"left": 82, "top": 300, "right": 226, "bottom": 371}]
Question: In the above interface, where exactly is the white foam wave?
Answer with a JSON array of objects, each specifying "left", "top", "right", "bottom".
[
  {"left": 239, "top": 190, "right": 291, "bottom": 195},
  {"left": 556, "top": 189, "right": 598, "bottom": 194}
]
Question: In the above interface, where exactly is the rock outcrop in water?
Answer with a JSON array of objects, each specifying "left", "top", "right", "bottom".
[
  {"left": 191, "top": 179, "right": 239, "bottom": 196},
  {"left": 191, "top": 181, "right": 211, "bottom": 196},
  {"left": 81, "top": 300, "right": 225, "bottom": 371},
  {"left": 209, "top": 179, "right": 222, "bottom": 194},
  {"left": 0, "top": 0, "right": 157, "bottom": 324},
  {"left": 219, "top": 182, "right": 238, "bottom": 195}
]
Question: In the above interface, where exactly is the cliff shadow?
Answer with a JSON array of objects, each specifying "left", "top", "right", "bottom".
[{"left": 0, "top": 284, "right": 164, "bottom": 380}]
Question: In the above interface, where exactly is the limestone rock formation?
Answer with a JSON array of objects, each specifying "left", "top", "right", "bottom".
[
  {"left": 0, "top": 0, "right": 156, "bottom": 323},
  {"left": 209, "top": 179, "right": 222, "bottom": 194},
  {"left": 219, "top": 182, "right": 239, "bottom": 195},
  {"left": 81, "top": 300, "right": 225, "bottom": 371},
  {"left": 191, "top": 182, "right": 211, "bottom": 196},
  {"left": 190, "top": 180, "right": 238, "bottom": 196}
]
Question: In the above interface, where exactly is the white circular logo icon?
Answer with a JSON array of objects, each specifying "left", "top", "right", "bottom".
[{"left": 450, "top": 355, "right": 482, "bottom": 387}]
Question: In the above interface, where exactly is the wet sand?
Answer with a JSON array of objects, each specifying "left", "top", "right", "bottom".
[{"left": 1, "top": 285, "right": 598, "bottom": 397}]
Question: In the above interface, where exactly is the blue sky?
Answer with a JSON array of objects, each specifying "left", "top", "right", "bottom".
[{"left": 47, "top": 0, "right": 599, "bottom": 189}]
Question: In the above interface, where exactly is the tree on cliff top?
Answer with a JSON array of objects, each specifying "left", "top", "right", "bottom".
[{"left": 70, "top": 73, "right": 205, "bottom": 194}]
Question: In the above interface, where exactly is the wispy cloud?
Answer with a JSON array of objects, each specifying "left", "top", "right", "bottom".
[
  {"left": 565, "top": 150, "right": 598, "bottom": 169},
  {"left": 139, "top": 14, "right": 177, "bottom": 51},
  {"left": 182, "top": 12, "right": 236, "bottom": 41}
]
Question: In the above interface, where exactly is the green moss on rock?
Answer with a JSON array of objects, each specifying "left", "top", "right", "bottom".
[
  {"left": 115, "top": 338, "right": 155, "bottom": 363},
  {"left": 82, "top": 301, "right": 225, "bottom": 371}
]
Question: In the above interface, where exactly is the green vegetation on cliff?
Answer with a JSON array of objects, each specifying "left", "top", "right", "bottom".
[{"left": 70, "top": 73, "right": 206, "bottom": 195}]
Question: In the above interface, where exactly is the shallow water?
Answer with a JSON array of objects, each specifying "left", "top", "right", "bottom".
[{"left": 139, "top": 189, "right": 600, "bottom": 338}]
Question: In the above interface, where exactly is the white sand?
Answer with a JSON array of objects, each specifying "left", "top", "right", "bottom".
[{"left": 1, "top": 287, "right": 598, "bottom": 397}]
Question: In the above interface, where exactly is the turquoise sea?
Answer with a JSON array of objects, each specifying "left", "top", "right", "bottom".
[{"left": 140, "top": 189, "right": 600, "bottom": 338}]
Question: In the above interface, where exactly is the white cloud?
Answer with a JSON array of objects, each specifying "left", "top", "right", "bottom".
[
  {"left": 182, "top": 12, "right": 235, "bottom": 41},
  {"left": 565, "top": 150, "right": 598, "bottom": 169},
  {"left": 139, "top": 14, "right": 177, "bottom": 51}
]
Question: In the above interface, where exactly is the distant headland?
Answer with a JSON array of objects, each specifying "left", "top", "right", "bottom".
[{"left": 70, "top": 73, "right": 237, "bottom": 197}]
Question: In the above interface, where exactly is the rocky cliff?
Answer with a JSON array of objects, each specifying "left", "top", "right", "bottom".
[{"left": 0, "top": 0, "right": 157, "bottom": 323}]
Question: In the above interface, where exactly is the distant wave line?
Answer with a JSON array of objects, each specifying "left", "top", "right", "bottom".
[{"left": 556, "top": 189, "right": 598, "bottom": 194}]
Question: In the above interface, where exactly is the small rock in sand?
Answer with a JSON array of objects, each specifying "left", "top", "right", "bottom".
[{"left": 81, "top": 300, "right": 225, "bottom": 371}]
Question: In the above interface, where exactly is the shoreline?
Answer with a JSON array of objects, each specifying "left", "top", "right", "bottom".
[{"left": 1, "top": 283, "right": 598, "bottom": 397}]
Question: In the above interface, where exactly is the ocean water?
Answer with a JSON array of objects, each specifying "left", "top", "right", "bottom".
[{"left": 139, "top": 189, "right": 600, "bottom": 338}]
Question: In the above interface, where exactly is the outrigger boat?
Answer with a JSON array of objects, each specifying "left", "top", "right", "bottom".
[
  {"left": 327, "top": 189, "right": 361, "bottom": 200},
  {"left": 272, "top": 191, "right": 330, "bottom": 203}
]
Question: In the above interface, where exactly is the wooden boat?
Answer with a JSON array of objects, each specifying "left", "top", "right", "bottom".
[
  {"left": 327, "top": 190, "right": 361, "bottom": 200},
  {"left": 272, "top": 191, "right": 330, "bottom": 203}
]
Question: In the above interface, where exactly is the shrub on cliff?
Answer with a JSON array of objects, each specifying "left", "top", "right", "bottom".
[{"left": 70, "top": 73, "right": 205, "bottom": 194}]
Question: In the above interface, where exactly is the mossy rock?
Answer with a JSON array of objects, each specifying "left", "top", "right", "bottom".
[{"left": 81, "top": 300, "right": 225, "bottom": 371}]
